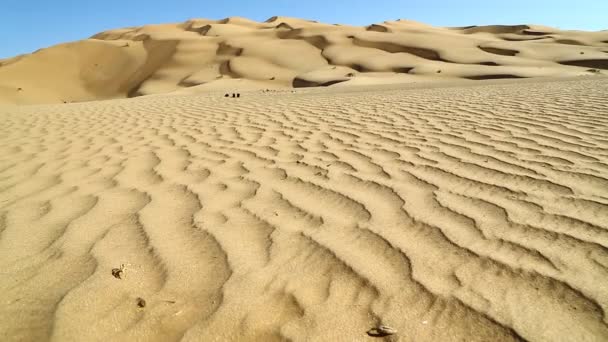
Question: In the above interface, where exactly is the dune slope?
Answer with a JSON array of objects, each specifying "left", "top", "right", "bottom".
[
  {"left": 1, "top": 17, "right": 608, "bottom": 104},
  {"left": 1, "top": 77, "right": 608, "bottom": 341}
]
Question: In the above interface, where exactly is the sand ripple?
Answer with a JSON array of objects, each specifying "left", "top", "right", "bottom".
[{"left": 1, "top": 78, "right": 608, "bottom": 341}]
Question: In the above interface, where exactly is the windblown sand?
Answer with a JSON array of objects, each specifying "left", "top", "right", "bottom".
[{"left": 1, "top": 77, "right": 608, "bottom": 342}]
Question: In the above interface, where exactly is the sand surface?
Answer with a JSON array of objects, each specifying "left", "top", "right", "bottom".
[
  {"left": 1, "top": 76, "right": 608, "bottom": 341},
  {"left": 1, "top": 17, "right": 608, "bottom": 105}
]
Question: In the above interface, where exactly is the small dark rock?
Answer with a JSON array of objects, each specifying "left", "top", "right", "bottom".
[
  {"left": 136, "top": 297, "right": 146, "bottom": 308},
  {"left": 270, "top": 77, "right": 275, "bottom": 80},
  {"left": 17, "top": 87, "right": 23, "bottom": 91},
  {"left": 111, "top": 268, "right": 123, "bottom": 279},
  {"left": 112, "top": 264, "right": 125, "bottom": 279},
  {"left": 367, "top": 325, "right": 397, "bottom": 337},
  {"left": 225, "top": 93, "right": 229, "bottom": 97}
]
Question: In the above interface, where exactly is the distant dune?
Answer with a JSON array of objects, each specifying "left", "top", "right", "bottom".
[{"left": 1, "top": 16, "right": 608, "bottom": 104}]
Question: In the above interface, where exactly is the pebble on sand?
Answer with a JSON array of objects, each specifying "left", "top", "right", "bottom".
[
  {"left": 111, "top": 264, "right": 125, "bottom": 279},
  {"left": 136, "top": 297, "right": 146, "bottom": 308},
  {"left": 367, "top": 325, "right": 397, "bottom": 337}
]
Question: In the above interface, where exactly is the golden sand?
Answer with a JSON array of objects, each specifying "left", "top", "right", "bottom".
[
  {"left": 1, "top": 75, "right": 608, "bottom": 341},
  {"left": 1, "top": 17, "right": 607, "bottom": 105}
]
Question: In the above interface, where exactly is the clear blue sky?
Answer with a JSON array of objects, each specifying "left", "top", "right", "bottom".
[{"left": 2, "top": 0, "right": 607, "bottom": 58}]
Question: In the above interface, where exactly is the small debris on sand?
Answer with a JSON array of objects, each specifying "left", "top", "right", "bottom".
[
  {"left": 111, "top": 264, "right": 125, "bottom": 279},
  {"left": 367, "top": 325, "right": 397, "bottom": 337},
  {"left": 136, "top": 297, "right": 146, "bottom": 308}
]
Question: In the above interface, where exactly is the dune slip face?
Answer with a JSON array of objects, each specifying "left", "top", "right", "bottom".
[
  {"left": 1, "top": 77, "right": 608, "bottom": 341},
  {"left": 1, "top": 16, "right": 608, "bottom": 105}
]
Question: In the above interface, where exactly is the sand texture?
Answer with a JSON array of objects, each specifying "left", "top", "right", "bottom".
[
  {"left": 1, "top": 76, "right": 608, "bottom": 341},
  {"left": 1, "top": 17, "right": 608, "bottom": 105}
]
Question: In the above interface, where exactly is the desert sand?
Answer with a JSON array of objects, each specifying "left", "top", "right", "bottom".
[
  {"left": 1, "top": 74, "right": 608, "bottom": 341},
  {"left": 2, "top": 15, "right": 608, "bottom": 342},
  {"left": 0, "top": 16, "right": 607, "bottom": 105}
]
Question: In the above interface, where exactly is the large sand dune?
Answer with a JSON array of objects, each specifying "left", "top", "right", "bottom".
[
  {"left": 1, "top": 17, "right": 608, "bottom": 105},
  {"left": 1, "top": 76, "right": 608, "bottom": 341}
]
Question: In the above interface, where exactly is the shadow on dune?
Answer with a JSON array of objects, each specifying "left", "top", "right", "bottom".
[
  {"left": 292, "top": 78, "right": 348, "bottom": 87},
  {"left": 464, "top": 74, "right": 527, "bottom": 80},
  {"left": 559, "top": 59, "right": 608, "bottom": 70}
]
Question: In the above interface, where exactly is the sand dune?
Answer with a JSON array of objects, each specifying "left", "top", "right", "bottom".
[
  {"left": 1, "top": 76, "right": 608, "bottom": 341},
  {"left": 1, "top": 17, "right": 608, "bottom": 105}
]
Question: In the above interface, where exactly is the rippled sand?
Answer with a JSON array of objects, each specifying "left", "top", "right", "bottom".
[{"left": 1, "top": 77, "right": 608, "bottom": 341}]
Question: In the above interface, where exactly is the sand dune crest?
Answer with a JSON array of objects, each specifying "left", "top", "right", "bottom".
[{"left": 1, "top": 17, "right": 607, "bottom": 105}]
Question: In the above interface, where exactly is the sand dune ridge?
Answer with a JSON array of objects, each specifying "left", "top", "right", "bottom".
[{"left": 1, "top": 17, "right": 607, "bottom": 105}]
